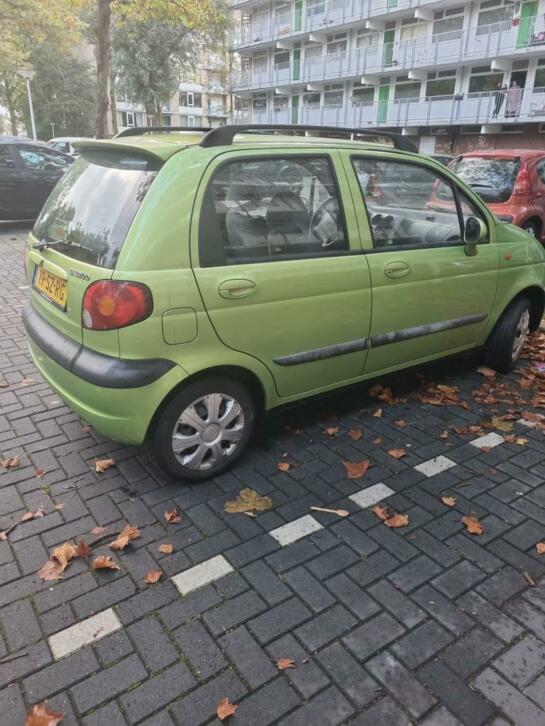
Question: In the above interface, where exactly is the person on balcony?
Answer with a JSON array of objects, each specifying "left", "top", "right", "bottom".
[
  {"left": 505, "top": 80, "right": 523, "bottom": 118},
  {"left": 492, "top": 82, "right": 507, "bottom": 118}
]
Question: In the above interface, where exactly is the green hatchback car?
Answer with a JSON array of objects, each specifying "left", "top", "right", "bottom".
[{"left": 23, "top": 124, "right": 545, "bottom": 481}]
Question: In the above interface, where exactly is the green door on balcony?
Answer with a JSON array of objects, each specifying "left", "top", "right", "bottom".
[
  {"left": 291, "top": 95, "right": 299, "bottom": 124},
  {"left": 378, "top": 85, "right": 389, "bottom": 123},
  {"left": 292, "top": 48, "right": 301, "bottom": 81},
  {"left": 294, "top": 0, "right": 303, "bottom": 31},
  {"left": 516, "top": 1, "right": 537, "bottom": 48},
  {"left": 383, "top": 30, "right": 395, "bottom": 67}
]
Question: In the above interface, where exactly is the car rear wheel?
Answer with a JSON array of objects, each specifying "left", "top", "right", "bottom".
[
  {"left": 522, "top": 220, "right": 540, "bottom": 239},
  {"left": 152, "top": 377, "right": 255, "bottom": 482},
  {"left": 484, "top": 297, "right": 531, "bottom": 373}
]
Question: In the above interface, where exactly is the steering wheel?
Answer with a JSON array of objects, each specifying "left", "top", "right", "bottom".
[{"left": 309, "top": 197, "right": 341, "bottom": 247}]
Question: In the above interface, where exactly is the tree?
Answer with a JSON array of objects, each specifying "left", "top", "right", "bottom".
[{"left": 91, "top": 0, "right": 228, "bottom": 138}]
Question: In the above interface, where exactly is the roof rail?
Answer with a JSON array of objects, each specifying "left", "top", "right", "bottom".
[
  {"left": 114, "top": 126, "right": 212, "bottom": 139},
  {"left": 199, "top": 124, "right": 417, "bottom": 153}
]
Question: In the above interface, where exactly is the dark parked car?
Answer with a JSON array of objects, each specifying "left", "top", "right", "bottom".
[{"left": 0, "top": 136, "right": 73, "bottom": 221}]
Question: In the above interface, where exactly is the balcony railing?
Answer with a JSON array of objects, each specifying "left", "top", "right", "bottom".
[
  {"left": 231, "top": 15, "right": 545, "bottom": 91},
  {"left": 231, "top": 86, "right": 545, "bottom": 128}
]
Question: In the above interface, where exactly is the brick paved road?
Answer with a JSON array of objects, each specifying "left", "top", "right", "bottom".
[{"left": 2, "top": 226, "right": 545, "bottom": 725}]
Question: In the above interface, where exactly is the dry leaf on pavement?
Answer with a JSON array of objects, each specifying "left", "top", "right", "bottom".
[
  {"left": 224, "top": 488, "right": 272, "bottom": 514},
  {"left": 462, "top": 515, "right": 485, "bottom": 535},
  {"left": 75, "top": 539, "right": 91, "bottom": 557},
  {"left": 285, "top": 425, "right": 304, "bottom": 436},
  {"left": 441, "top": 496, "right": 456, "bottom": 507},
  {"left": 373, "top": 408, "right": 383, "bottom": 418},
  {"left": 217, "top": 698, "right": 238, "bottom": 721},
  {"left": 347, "top": 429, "right": 363, "bottom": 440},
  {"left": 95, "top": 458, "right": 116, "bottom": 474},
  {"left": 324, "top": 426, "right": 339, "bottom": 437},
  {"left": 373, "top": 437, "right": 383, "bottom": 445},
  {"left": 159, "top": 544, "right": 174, "bottom": 555},
  {"left": 164, "top": 507, "right": 182, "bottom": 524},
  {"left": 25, "top": 700, "right": 64, "bottom": 726},
  {"left": 91, "top": 526, "right": 105, "bottom": 536},
  {"left": 342, "top": 459, "right": 370, "bottom": 479},
  {"left": 109, "top": 524, "right": 141, "bottom": 550},
  {"left": 491, "top": 416, "right": 513, "bottom": 432},
  {"left": 477, "top": 366, "right": 496, "bottom": 379},
  {"left": 388, "top": 448, "right": 407, "bottom": 460},
  {"left": 395, "top": 420, "right": 407, "bottom": 429},
  {"left": 276, "top": 658, "right": 296, "bottom": 670},
  {"left": 91, "top": 556, "right": 120, "bottom": 571},
  {"left": 277, "top": 462, "right": 291, "bottom": 472},
  {"left": 384, "top": 513, "right": 409, "bottom": 528},
  {"left": 515, "top": 437, "right": 528, "bottom": 446},
  {"left": 536, "top": 542, "right": 545, "bottom": 555},
  {"left": 37, "top": 560, "right": 65, "bottom": 582},
  {"left": 440, "top": 430, "right": 449, "bottom": 440},
  {"left": 1, "top": 456, "right": 20, "bottom": 469},
  {"left": 144, "top": 570, "right": 162, "bottom": 584},
  {"left": 372, "top": 505, "right": 393, "bottom": 521},
  {"left": 35, "top": 470, "right": 46, "bottom": 478}
]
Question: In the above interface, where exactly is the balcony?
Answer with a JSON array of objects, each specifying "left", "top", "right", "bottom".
[
  {"left": 231, "top": 86, "right": 545, "bottom": 129},
  {"left": 231, "top": 15, "right": 545, "bottom": 91}
]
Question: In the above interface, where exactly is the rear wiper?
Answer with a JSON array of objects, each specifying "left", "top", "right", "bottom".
[{"left": 33, "top": 238, "right": 68, "bottom": 251}]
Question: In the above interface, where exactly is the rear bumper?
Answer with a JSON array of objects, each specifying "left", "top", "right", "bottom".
[{"left": 23, "top": 302, "right": 185, "bottom": 444}]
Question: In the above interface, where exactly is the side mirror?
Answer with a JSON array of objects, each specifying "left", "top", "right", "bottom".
[{"left": 464, "top": 216, "right": 487, "bottom": 256}]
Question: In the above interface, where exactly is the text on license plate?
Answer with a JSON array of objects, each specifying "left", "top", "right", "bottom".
[{"left": 34, "top": 267, "right": 67, "bottom": 309}]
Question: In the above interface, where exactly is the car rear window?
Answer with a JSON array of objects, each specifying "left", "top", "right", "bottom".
[
  {"left": 449, "top": 157, "right": 520, "bottom": 203},
  {"left": 33, "top": 149, "right": 161, "bottom": 268}
]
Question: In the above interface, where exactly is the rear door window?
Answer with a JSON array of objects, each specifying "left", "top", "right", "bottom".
[
  {"left": 17, "top": 146, "right": 70, "bottom": 170},
  {"left": 449, "top": 156, "right": 520, "bottom": 203},
  {"left": 33, "top": 149, "right": 160, "bottom": 269}
]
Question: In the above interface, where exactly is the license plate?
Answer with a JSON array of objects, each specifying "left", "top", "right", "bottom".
[{"left": 33, "top": 266, "right": 67, "bottom": 310}]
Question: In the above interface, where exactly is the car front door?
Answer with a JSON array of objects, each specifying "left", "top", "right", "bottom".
[
  {"left": 532, "top": 158, "right": 545, "bottom": 223},
  {"left": 13, "top": 145, "right": 71, "bottom": 217},
  {"left": 0, "top": 145, "right": 22, "bottom": 219},
  {"left": 192, "top": 150, "right": 372, "bottom": 398},
  {"left": 343, "top": 153, "right": 499, "bottom": 375}
]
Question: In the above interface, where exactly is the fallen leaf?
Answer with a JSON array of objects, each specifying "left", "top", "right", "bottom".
[
  {"left": 164, "top": 507, "right": 182, "bottom": 524},
  {"left": 536, "top": 542, "right": 545, "bottom": 555},
  {"left": 91, "top": 526, "right": 105, "bottom": 536},
  {"left": 373, "top": 408, "right": 383, "bottom": 418},
  {"left": 25, "top": 700, "right": 64, "bottom": 726},
  {"left": 461, "top": 515, "right": 485, "bottom": 535},
  {"left": 91, "top": 556, "right": 120, "bottom": 571},
  {"left": 35, "top": 470, "right": 46, "bottom": 478},
  {"left": 33, "top": 507, "right": 45, "bottom": 519},
  {"left": 75, "top": 539, "right": 91, "bottom": 557},
  {"left": 20, "top": 511, "right": 35, "bottom": 522},
  {"left": 54, "top": 503, "right": 64, "bottom": 510},
  {"left": 1, "top": 456, "right": 20, "bottom": 469},
  {"left": 324, "top": 426, "right": 339, "bottom": 437},
  {"left": 515, "top": 437, "right": 528, "bottom": 446},
  {"left": 276, "top": 658, "right": 296, "bottom": 670},
  {"left": 347, "top": 429, "right": 363, "bottom": 440},
  {"left": 21, "top": 377, "right": 34, "bottom": 386},
  {"left": 285, "top": 425, "right": 304, "bottom": 436},
  {"left": 159, "top": 543, "right": 174, "bottom": 555},
  {"left": 388, "top": 448, "right": 407, "bottom": 460},
  {"left": 342, "top": 459, "right": 371, "bottom": 479},
  {"left": 384, "top": 513, "right": 409, "bottom": 528},
  {"left": 491, "top": 416, "right": 513, "bottom": 432},
  {"left": 372, "top": 505, "right": 392, "bottom": 521},
  {"left": 51, "top": 542, "right": 78, "bottom": 569},
  {"left": 277, "top": 462, "right": 291, "bottom": 472},
  {"left": 395, "top": 419, "right": 407, "bottom": 429},
  {"left": 37, "top": 559, "right": 65, "bottom": 582},
  {"left": 144, "top": 569, "right": 162, "bottom": 584},
  {"left": 480, "top": 446, "right": 492, "bottom": 454},
  {"left": 95, "top": 458, "right": 116, "bottom": 474},
  {"left": 82, "top": 425, "right": 93, "bottom": 433},
  {"left": 109, "top": 524, "right": 141, "bottom": 550},
  {"left": 217, "top": 698, "right": 237, "bottom": 721},
  {"left": 441, "top": 496, "right": 456, "bottom": 507},
  {"left": 373, "top": 437, "right": 383, "bottom": 445},
  {"left": 440, "top": 430, "right": 449, "bottom": 440},
  {"left": 225, "top": 488, "right": 272, "bottom": 514},
  {"left": 0, "top": 532, "right": 7, "bottom": 541},
  {"left": 477, "top": 366, "right": 496, "bottom": 379}
]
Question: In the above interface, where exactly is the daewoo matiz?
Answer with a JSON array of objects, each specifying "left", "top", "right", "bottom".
[{"left": 23, "top": 125, "right": 545, "bottom": 481}]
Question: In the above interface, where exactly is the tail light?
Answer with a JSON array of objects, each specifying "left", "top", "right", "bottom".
[
  {"left": 513, "top": 167, "right": 530, "bottom": 196},
  {"left": 82, "top": 280, "right": 152, "bottom": 330}
]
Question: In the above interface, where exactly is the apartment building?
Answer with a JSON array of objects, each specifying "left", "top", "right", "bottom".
[
  {"left": 229, "top": 0, "right": 545, "bottom": 152},
  {"left": 116, "top": 58, "right": 230, "bottom": 132}
]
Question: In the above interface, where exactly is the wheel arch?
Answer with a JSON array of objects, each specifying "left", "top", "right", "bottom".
[
  {"left": 522, "top": 217, "right": 543, "bottom": 238},
  {"left": 507, "top": 285, "right": 544, "bottom": 331},
  {"left": 145, "top": 364, "right": 267, "bottom": 441}
]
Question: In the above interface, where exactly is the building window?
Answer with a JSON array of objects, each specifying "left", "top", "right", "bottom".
[
  {"left": 274, "top": 49, "right": 290, "bottom": 69},
  {"left": 499, "top": 124, "right": 524, "bottom": 133},
  {"left": 326, "top": 32, "right": 347, "bottom": 55},
  {"left": 324, "top": 83, "right": 344, "bottom": 107},
  {"left": 476, "top": 0, "right": 515, "bottom": 35},
  {"left": 253, "top": 54, "right": 268, "bottom": 73},
  {"left": 400, "top": 19, "right": 428, "bottom": 44},
  {"left": 187, "top": 116, "right": 195, "bottom": 127},
  {"left": 252, "top": 93, "right": 267, "bottom": 110},
  {"left": 426, "top": 70, "right": 457, "bottom": 98},
  {"left": 355, "top": 29, "right": 380, "bottom": 49},
  {"left": 468, "top": 65, "right": 503, "bottom": 94},
  {"left": 180, "top": 92, "right": 202, "bottom": 108},
  {"left": 535, "top": 58, "right": 545, "bottom": 88},
  {"left": 306, "top": 0, "right": 326, "bottom": 17},
  {"left": 351, "top": 83, "right": 375, "bottom": 105},
  {"left": 394, "top": 78, "right": 421, "bottom": 102},
  {"left": 305, "top": 43, "right": 323, "bottom": 63},
  {"left": 433, "top": 7, "right": 464, "bottom": 38},
  {"left": 303, "top": 91, "right": 321, "bottom": 107},
  {"left": 120, "top": 111, "right": 135, "bottom": 127},
  {"left": 273, "top": 95, "right": 289, "bottom": 111}
]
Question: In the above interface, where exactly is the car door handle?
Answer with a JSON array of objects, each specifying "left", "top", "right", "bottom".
[
  {"left": 218, "top": 279, "right": 256, "bottom": 299},
  {"left": 384, "top": 261, "right": 410, "bottom": 279}
]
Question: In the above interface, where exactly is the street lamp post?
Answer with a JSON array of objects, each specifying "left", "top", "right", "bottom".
[{"left": 18, "top": 68, "right": 37, "bottom": 141}]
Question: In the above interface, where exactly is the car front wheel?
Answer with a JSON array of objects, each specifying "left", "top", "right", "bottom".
[
  {"left": 152, "top": 377, "right": 255, "bottom": 481},
  {"left": 484, "top": 297, "right": 531, "bottom": 373}
]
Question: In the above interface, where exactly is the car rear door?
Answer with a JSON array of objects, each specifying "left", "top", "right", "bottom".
[
  {"left": 342, "top": 153, "right": 499, "bottom": 375},
  {"left": 0, "top": 145, "right": 23, "bottom": 219},
  {"left": 191, "top": 148, "right": 372, "bottom": 398}
]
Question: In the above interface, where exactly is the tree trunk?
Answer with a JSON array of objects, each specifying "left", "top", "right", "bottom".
[
  {"left": 109, "top": 70, "right": 118, "bottom": 134},
  {"left": 95, "top": 0, "right": 113, "bottom": 138},
  {"left": 3, "top": 80, "right": 18, "bottom": 134}
]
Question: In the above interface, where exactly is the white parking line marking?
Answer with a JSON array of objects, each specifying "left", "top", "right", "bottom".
[
  {"left": 470, "top": 432, "right": 505, "bottom": 449},
  {"left": 171, "top": 554, "right": 234, "bottom": 596},
  {"left": 49, "top": 608, "right": 121, "bottom": 660},
  {"left": 349, "top": 483, "right": 395, "bottom": 509},
  {"left": 269, "top": 515, "right": 323, "bottom": 547},
  {"left": 414, "top": 455, "right": 457, "bottom": 478}
]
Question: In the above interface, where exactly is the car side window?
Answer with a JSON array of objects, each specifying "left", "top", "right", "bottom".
[
  {"left": 536, "top": 159, "right": 545, "bottom": 185},
  {"left": 18, "top": 146, "right": 69, "bottom": 170},
  {"left": 0, "top": 147, "right": 15, "bottom": 169},
  {"left": 199, "top": 156, "right": 348, "bottom": 266},
  {"left": 353, "top": 158, "right": 465, "bottom": 250}
]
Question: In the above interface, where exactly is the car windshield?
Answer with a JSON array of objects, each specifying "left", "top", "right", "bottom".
[
  {"left": 33, "top": 149, "right": 160, "bottom": 268},
  {"left": 449, "top": 157, "right": 520, "bottom": 203}
]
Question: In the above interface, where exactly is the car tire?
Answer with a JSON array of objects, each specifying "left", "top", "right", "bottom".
[
  {"left": 152, "top": 377, "right": 255, "bottom": 482},
  {"left": 484, "top": 297, "right": 531, "bottom": 374},
  {"left": 522, "top": 220, "right": 540, "bottom": 239}
]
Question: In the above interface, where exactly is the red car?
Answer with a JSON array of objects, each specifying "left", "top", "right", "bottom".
[{"left": 449, "top": 150, "right": 545, "bottom": 241}]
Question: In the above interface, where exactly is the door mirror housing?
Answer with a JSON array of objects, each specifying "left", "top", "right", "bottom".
[{"left": 464, "top": 216, "right": 487, "bottom": 255}]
